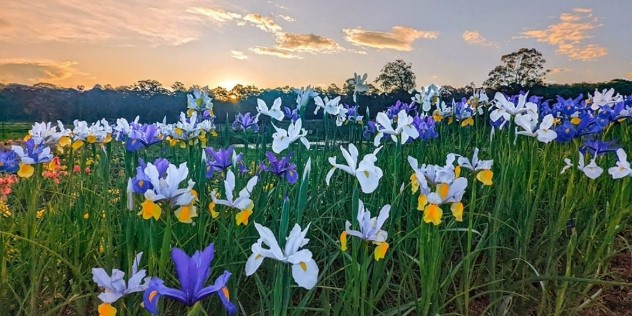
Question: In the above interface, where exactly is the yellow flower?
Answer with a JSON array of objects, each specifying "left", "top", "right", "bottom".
[
  {"left": 374, "top": 242, "right": 389, "bottom": 261},
  {"left": 72, "top": 140, "right": 84, "bottom": 150},
  {"left": 86, "top": 134, "right": 97, "bottom": 144},
  {"left": 18, "top": 163, "right": 34, "bottom": 178},
  {"left": 0, "top": 201, "right": 12, "bottom": 217},
  {"left": 235, "top": 209, "right": 253, "bottom": 226},
  {"left": 571, "top": 117, "right": 581, "bottom": 125},
  {"left": 461, "top": 117, "right": 474, "bottom": 127},
  {"left": 476, "top": 170, "right": 493, "bottom": 186},
  {"left": 451, "top": 202, "right": 464, "bottom": 222},
  {"left": 138, "top": 200, "right": 161, "bottom": 220},
  {"left": 208, "top": 202, "right": 219, "bottom": 219},
  {"left": 175, "top": 204, "right": 198, "bottom": 224},
  {"left": 423, "top": 204, "right": 442, "bottom": 226},
  {"left": 83, "top": 213, "right": 90, "bottom": 220},
  {"left": 36, "top": 209, "right": 46, "bottom": 219},
  {"left": 98, "top": 303, "right": 117, "bottom": 316},
  {"left": 410, "top": 173, "right": 419, "bottom": 194},
  {"left": 340, "top": 231, "right": 348, "bottom": 252},
  {"left": 417, "top": 194, "right": 427, "bottom": 211},
  {"left": 58, "top": 136, "right": 71, "bottom": 147}
]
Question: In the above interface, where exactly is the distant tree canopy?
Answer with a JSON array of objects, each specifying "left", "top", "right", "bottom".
[
  {"left": 375, "top": 59, "right": 416, "bottom": 93},
  {"left": 2, "top": 56, "right": 632, "bottom": 124},
  {"left": 484, "top": 48, "right": 549, "bottom": 92}
]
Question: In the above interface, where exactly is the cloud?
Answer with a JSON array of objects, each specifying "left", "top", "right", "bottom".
[
  {"left": 230, "top": 50, "right": 248, "bottom": 60},
  {"left": 0, "top": 0, "right": 205, "bottom": 46},
  {"left": 275, "top": 33, "right": 343, "bottom": 53},
  {"left": 0, "top": 59, "right": 82, "bottom": 83},
  {"left": 249, "top": 47, "right": 302, "bottom": 59},
  {"left": 187, "top": 7, "right": 242, "bottom": 23},
  {"left": 278, "top": 15, "right": 295, "bottom": 22},
  {"left": 243, "top": 14, "right": 283, "bottom": 34},
  {"left": 549, "top": 67, "right": 571, "bottom": 74},
  {"left": 573, "top": 8, "right": 593, "bottom": 14},
  {"left": 462, "top": 30, "right": 499, "bottom": 47},
  {"left": 520, "top": 8, "right": 607, "bottom": 61},
  {"left": 343, "top": 26, "right": 438, "bottom": 51}
]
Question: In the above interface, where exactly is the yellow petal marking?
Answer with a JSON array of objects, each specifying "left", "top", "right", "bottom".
[
  {"left": 410, "top": 173, "right": 419, "bottom": 194},
  {"left": 18, "top": 164, "right": 34, "bottom": 178},
  {"left": 299, "top": 262, "right": 308, "bottom": 272},
  {"left": 374, "top": 242, "right": 389, "bottom": 261},
  {"left": 477, "top": 170, "right": 493, "bottom": 186},
  {"left": 437, "top": 183, "right": 450, "bottom": 200},
  {"left": 417, "top": 194, "right": 427, "bottom": 211},
  {"left": 424, "top": 204, "right": 443, "bottom": 226},
  {"left": 235, "top": 209, "right": 253, "bottom": 226},
  {"left": 72, "top": 140, "right": 84, "bottom": 150},
  {"left": 98, "top": 303, "right": 117, "bottom": 316},
  {"left": 451, "top": 202, "right": 464, "bottom": 222},
  {"left": 139, "top": 200, "right": 161, "bottom": 220},
  {"left": 340, "top": 231, "right": 348, "bottom": 252}
]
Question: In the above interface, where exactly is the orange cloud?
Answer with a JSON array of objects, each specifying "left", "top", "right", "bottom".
[
  {"left": 627, "top": 72, "right": 632, "bottom": 80},
  {"left": 275, "top": 33, "right": 343, "bottom": 53},
  {"left": 0, "top": 59, "right": 82, "bottom": 83},
  {"left": 243, "top": 14, "right": 283, "bottom": 34},
  {"left": 343, "top": 26, "right": 438, "bottom": 51},
  {"left": 520, "top": 8, "right": 607, "bottom": 61},
  {"left": 187, "top": 7, "right": 242, "bottom": 23},
  {"left": 249, "top": 47, "right": 302, "bottom": 59},
  {"left": 462, "top": 30, "right": 498, "bottom": 47},
  {"left": 0, "top": 1, "right": 203, "bottom": 46}
]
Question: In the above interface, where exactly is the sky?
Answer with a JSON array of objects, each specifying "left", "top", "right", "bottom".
[{"left": 0, "top": 0, "right": 631, "bottom": 90}]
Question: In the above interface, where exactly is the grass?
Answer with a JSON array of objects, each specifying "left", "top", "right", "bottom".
[{"left": 0, "top": 103, "right": 630, "bottom": 316}]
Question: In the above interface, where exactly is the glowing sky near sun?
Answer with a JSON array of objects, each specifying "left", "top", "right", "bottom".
[{"left": 0, "top": 0, "right": 631, "bottom": 90}]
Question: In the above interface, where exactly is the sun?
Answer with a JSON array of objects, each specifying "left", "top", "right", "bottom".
[{"left": 217, "top": 79, "right": 240, "bottom": 90}]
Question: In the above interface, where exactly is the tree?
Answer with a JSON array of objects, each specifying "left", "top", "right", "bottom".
[
  {"left": 483, "top": 48, "right": 549, "bottom": 91},
  {"left": 375, "top": 59, "right": 416, "bottom": 93},
  {"left": 132, "top": 79, "right": 168, "bottom": 96},
  {"left": 171, "top": 81, "right": 186, "bottom": 93}
]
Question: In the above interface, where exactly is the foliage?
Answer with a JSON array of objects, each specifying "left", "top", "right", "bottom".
[
  {"left": 484, "top": 48, "right": 549, "bottom": 92},
  {"left": 375, "top": 59, "right": 417, "bottom": 93}
]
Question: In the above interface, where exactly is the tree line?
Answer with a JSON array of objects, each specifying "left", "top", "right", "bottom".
[{"left": 1, "top": 48, "right": 631, "bottom": 123}]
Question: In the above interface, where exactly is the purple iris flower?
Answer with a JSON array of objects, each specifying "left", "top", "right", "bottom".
[
  {"left": 143, "top": 243, "right": 236, "bottom": 315},
  {"left": 283, "top": 107, "right": 299, "bottom": 123},
  {"left": 386, "top": 100, "right": 415, "bottom": 119},
  {"left": 580, "top": 140, "right": 620, "bottom": 157},
  {"left": 11, "top": 139, "right": 53, "bottom": 164},
  {"left": 125, "top": 124, "right": 161, "bottom": 152},
  {"left": 413, "top": 116, "right": 438, "bottom": 141},
  {"left": 554, "top": 120, "right": 576, "bottom": 143},
  {"left": 556, "top": 94, "right": 583, "bottom": 117},
  {"left": 489, "top": 116, "right": 508, "bottom": 130},
  {"left": 232, "top": 112, "right": 259, "bottom": 133},
  {"left": 131, "top": 158, "right": 169, "bottom": 194},
  {"left": 0, "top": 150, "right": 20, "bottom": 174},
  {"left": 539, "top": 101, "right": 554, "bottom": 117},
  {"left": 260, "top": 151, "right": 298, "bottom": 184},
  {"left": 363, "top": 121, "right": 377, "bottom": 140},
  {"left": 204, "top": 146, "right": 234, "bottom": 179}
]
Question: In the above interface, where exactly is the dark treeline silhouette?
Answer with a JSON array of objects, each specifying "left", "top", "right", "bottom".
[{"left": 1, "top": 79, "right": 631, "bottom": 124}]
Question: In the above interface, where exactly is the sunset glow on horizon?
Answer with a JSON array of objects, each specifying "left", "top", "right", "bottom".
[{"left": 1, "top": 0, "right": 631, "bottom": 90}]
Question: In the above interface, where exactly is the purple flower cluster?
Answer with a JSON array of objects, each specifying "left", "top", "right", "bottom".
[{"left": 259, "top": 151, "right": 298, "bottom": 184}]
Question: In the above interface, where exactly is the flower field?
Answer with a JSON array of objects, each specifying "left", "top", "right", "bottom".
[{"left": 0, "top": 83, "right": 631, "bottom": 316}]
